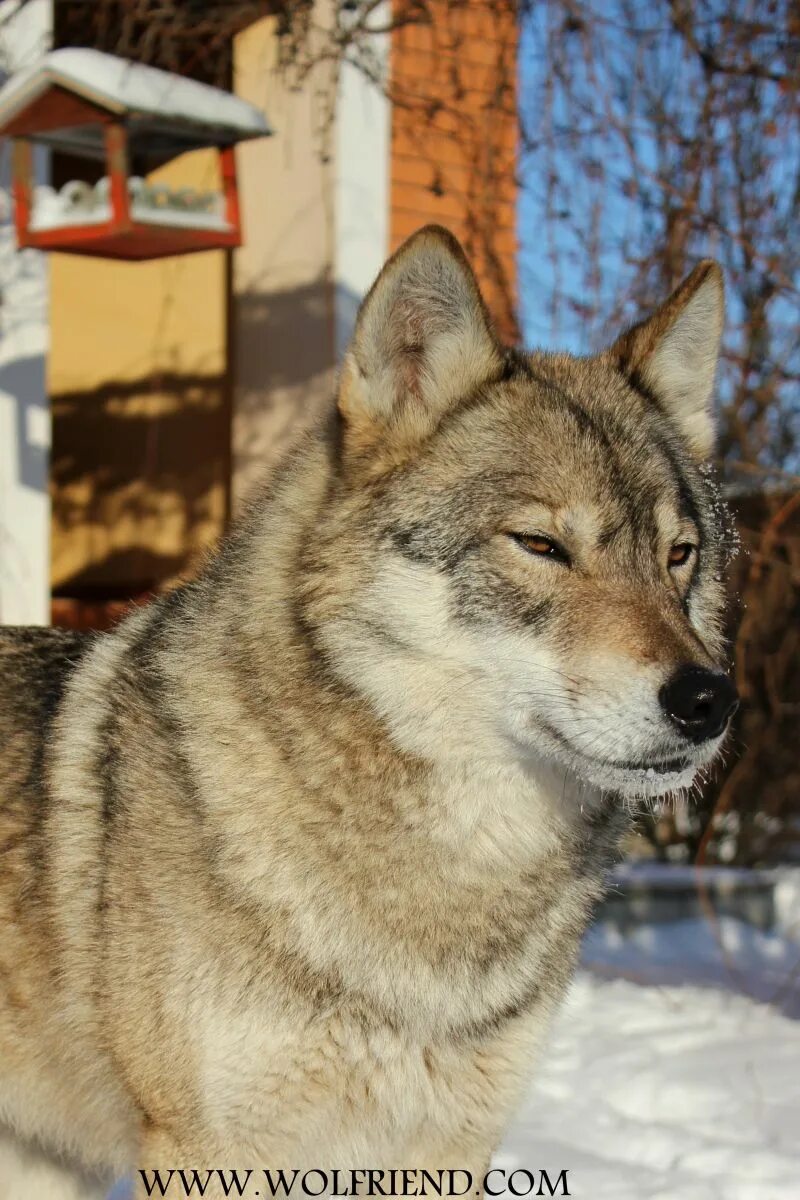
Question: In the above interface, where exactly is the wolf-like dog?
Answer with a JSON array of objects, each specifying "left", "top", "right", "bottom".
[{"left": 0, "top": 227, "right": 737, "bottom": 1198}]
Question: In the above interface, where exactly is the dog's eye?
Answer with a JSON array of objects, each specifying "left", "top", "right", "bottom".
[
  {"left": 512, "top": 533, "right": 570, "bottom": 565},
  {"left": 668, "top": 542, "right": 695, "bottom": 568}
]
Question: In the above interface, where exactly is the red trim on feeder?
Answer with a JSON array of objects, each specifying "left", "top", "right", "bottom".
[
  {"left": 11, "top": 138, "right": 31, "bottom": 246},
  {"left": 220, "top": 145, "right": 240, "bottom": 235},
  {"left": 105, "top": 123, "right": 131, "bottom": 230},
  {"left": 10, "top": 132, "right": 246, "bottom": 259},
  {"left": 17, "top": 221, "right": 242, "bottom": 259}
]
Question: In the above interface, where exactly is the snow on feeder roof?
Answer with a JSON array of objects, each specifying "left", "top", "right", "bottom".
[
  {"left": 0, "top": 48, "right": 271, "bottom": 164},
  {"left": 0, "top": 49, "right": 273, "bottom": 259}
]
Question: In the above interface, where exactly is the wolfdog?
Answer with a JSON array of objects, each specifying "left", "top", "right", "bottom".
[{"left": 0, "top": 227, "right": 737, "bottom": 1198}]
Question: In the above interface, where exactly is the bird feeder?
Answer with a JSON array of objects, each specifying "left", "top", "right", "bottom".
[{"left": 0, "top": 48, "right": 272, "bottom": 259}]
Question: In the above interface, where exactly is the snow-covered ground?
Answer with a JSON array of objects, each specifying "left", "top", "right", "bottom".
[
  {"left": 501, "top": 972, "right": 800, "bottom": 1199},
  {"left": 498, "top": 903, "right": 800, "bottom": 1199}
]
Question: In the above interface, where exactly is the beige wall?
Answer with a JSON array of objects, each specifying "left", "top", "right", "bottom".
[
  {"left": 48, "top": 149, "right": 228, "bottom": 593},
  {"left": 231, "top": 10, "right": 336, "bottom": 507},
  {"left": 47, "top": 2, "right": 360, "bottom": 598}
]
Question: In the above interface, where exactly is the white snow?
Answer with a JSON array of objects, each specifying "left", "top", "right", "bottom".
[
  {"left": 29, "top": 178, "right": 229, "bottom": 232},
  {"left": 0, "top": 47, "right": 271, "bottom": 138},
  {"left": 500, "top": 971, "right": 800, "bottom": 1200}
]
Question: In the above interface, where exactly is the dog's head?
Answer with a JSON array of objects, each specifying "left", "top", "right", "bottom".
[{"left": 315, "top": 226, "right": 737, "bottom": 799}]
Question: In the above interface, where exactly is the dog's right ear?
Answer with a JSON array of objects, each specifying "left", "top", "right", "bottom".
[{"left": 338, "top": 226, "right": 502, "bottom": 463}]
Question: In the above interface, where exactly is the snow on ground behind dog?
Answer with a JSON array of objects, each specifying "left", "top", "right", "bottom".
[{"left": 499, "top": 893, "right": 800, "bottom": 1200}]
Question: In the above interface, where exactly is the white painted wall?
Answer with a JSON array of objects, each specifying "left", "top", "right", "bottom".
[
  {"left": 333, "top": 7, "right": 390, "bottom": 358},
  {"left": 0, "top": 0, "right": 52, "bottom": 624}
]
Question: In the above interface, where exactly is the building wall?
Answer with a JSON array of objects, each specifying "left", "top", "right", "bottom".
[
  {"left": 390, "top": 0, "right": 518, "bottom": 341},
  {"left": 48, "top": 150, "right": 228, "bottom": 598},
  {"left": 0, "top": 0, "right": 52, "bottom": 624},
  {"left": 22, "top": 2, "right": 516, "bottom": 622},
  {"left": 46, "top": 2, "right": 390, "bottom": 599},
  {"left": 230, "top": 10, "right": 337, "bottom": 507},
  {"left": 231, "top": 3, "right": 392, "bottom": 506}
]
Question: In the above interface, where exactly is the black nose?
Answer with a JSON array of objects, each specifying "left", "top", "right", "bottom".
[{"left": 659, "top": 666, "right": 739, "bottom": 743}]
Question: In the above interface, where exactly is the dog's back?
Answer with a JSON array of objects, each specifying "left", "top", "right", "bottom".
[
  {"left": 0, "top": 627, "right": 89, "bottom": 791},
  {"left": 0, "top": 629, "right": 145, "bottom": 1183},
  {"left": 0, "top": 627, "right": 91, "bottom": 951}
]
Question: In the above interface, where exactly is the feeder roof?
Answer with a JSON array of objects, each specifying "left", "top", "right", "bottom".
[{"left": 0, "top": 47, "right": 272, "bottom": 144}]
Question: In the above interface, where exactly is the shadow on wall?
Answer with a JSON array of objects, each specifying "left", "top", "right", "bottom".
[
  {"left": 51, "top": 277, "right": 363, "bottom": 599},
  {"left": 51, "top": 368, "right": 229, "bottom": 596},
  {"left": 0, "top": 354, "right": 48, "bottom": 492},
  {"left": 231, "top": 276, "right": 361, "bottom": 503}
]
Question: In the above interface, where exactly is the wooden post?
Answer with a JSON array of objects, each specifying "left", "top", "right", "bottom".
[
  {"left": 104, "top": 122, "right": 131, "bottom": 229},
  {"left": 11, "top": 138, "right": 32, "bottom": 246}
]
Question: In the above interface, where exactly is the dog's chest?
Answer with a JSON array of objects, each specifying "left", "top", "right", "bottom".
[
  {"left": 188, "top": 775, "right": 620, "bottom": 1157},
  {"left": 192, "top": 863, "right": 598, "bottom": 1160},
  {"left": 195, "top": 992, "right": 540, "bottom": 1164}
]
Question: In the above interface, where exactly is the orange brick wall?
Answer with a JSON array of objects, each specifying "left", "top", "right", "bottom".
[{"left": 390, "top": 1, "right": 518, "bottom": 341}]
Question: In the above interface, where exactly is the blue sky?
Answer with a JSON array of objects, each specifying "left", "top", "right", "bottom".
[{"left": 514, "top": 1, "right": 799, "bottom": 468}]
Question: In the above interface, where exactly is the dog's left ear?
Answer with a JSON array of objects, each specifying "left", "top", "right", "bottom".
[
  {"left": 610, "top": 261, "right": 724, "bottom": 459},
  {"left": 338, "top": 225, "right": 502, "bottom": 461}
]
